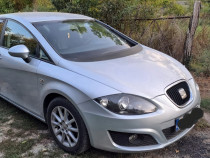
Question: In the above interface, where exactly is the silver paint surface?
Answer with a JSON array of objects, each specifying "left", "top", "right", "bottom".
[{"left": 0, "top": 12, "right": 200, "bottom": 153}]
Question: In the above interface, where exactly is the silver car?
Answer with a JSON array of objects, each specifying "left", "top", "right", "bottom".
[{"left": 0, "top": 12, "right": 203, "bottom": 154}]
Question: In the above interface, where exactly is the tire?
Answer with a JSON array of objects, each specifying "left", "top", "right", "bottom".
[{"left": 46, "top": 97, "right": 90, "bottom": 154}]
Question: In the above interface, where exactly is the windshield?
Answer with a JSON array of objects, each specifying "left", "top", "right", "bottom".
[{"left": 34, "top": 20, "right": 132, "bottom": 58}]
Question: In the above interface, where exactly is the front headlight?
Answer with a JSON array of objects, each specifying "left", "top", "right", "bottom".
[{"left": 94, "top": 94, "right": 157, "bottom": 115}]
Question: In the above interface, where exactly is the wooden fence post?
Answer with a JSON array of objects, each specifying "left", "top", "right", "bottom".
[{"left": 183, "top": 1, "right": 201, "bottom": 67}]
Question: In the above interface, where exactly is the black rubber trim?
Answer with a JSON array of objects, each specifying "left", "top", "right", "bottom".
[
  {"left": 166, "top": 81, "right": 190, "bottom": 106},
  {"left": 63, "top": 44, "right": 143, "bottom": 62},
  {"left": 109, "top": 131, "right": 158, "bottom": 147},
  {"left": 162, "top": 126, "right": 183, "bottom": 140}
]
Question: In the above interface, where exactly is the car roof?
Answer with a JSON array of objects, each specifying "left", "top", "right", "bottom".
[{"left": 0, "top": 12, "right": 93, "bottom": 23}]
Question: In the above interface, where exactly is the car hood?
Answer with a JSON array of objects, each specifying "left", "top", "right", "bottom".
[{"left": 59, "top": 45, "right": 192, "bottom": 99}]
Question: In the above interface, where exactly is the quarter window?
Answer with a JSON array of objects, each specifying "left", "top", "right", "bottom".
[
  {"left": 3, "top": 20, "right": 38, "bottom": 56},
  {"left": 39, "top": 48, "right": 49, "bottom": 61}
]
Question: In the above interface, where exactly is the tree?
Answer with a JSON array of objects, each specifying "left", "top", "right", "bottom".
[
  {"left": 0, "top": 0, "right": 32, "bottom": 13},
  {"left": 0, "top": 0, "right": 15, "bottom": 13},
  {"left": 51, "top": 0, "right": 186, "bottom": 20},
  {"left": 51, "top": 0, "right": 69, "bottom": 11},
  {"left": 0, "top": 0, "right": 55, "bottom": 13},
  {"left": 33, "top": 0, "right": 56, "bottom": 11},
  {"left": 50, "top": 0, "right": 186, "bottom": 29},
  {"left": 13, "top": 0, "right": 33, "bottom": 11}
]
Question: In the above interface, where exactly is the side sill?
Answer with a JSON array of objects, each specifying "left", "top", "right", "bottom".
[{"left": 0, "top": 94, "right": 46, "bottom": 123}]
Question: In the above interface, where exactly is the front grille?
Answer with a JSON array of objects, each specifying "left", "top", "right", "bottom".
[
  {"left": 162, "top": 126, "right": 183, "bottom": 140},
  {"left": 109, "top": 131, "right": 158, "bottom": 147},
  {"left": 166, "top": 81, "right": 190, "bottom": 106}
]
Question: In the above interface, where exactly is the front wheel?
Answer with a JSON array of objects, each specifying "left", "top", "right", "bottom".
[{"left": 46, "top": 97, "right": 90, "bottom": 154}]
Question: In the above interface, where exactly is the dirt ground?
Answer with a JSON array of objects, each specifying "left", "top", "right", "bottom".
[
  {"left": 195, "top": 77, "right": 210, "bottom": 99},
  {"left": 0, "top": 98, "right": 209, "bottom": 158}
]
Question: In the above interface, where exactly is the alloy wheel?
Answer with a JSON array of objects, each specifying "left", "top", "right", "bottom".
[{"left": 51, "top": 106, "right": 79, "bottom": 147}]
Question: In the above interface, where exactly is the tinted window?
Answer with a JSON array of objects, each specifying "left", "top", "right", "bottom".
[
  {"left": 34, "top": 21, "right": 131, "bottom": 57},
  {"left": 3, "top": 20, "right": 38, "bottom": 56}
]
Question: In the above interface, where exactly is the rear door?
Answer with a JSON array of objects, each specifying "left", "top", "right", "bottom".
[{"left": 0, "top": 19, "right": 41, "bottom": 114}]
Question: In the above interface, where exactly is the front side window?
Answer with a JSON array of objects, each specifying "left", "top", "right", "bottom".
[
  {"left": 3, "top": 20, "right": 38, "bottom": 56},
  {"left": 34, "top": 20, "right": 136, "bottom": 61}
]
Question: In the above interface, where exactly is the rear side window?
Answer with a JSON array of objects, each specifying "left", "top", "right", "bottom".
[{"left": 3, "top": 20, "right": 38, "bottom": 56}]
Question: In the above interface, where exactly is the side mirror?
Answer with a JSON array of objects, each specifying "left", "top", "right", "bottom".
[{"left": 8, "top": 45, "right": 31, "bottom": 63}]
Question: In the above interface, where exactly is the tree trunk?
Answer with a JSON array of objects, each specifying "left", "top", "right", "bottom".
[
  {"left": 33, "top": 0, "right": 37, "bottom": 11},
  {"left": 183, "top": 1, "right": 201, "bottom": 67}
]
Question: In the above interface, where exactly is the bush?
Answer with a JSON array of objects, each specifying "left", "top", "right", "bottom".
[
  {"left": 0, "top": 0, "right": 15, "bottom": 13},
  {"left": 23, "top": 0, "right": 56, "bottom": 12},
  {"left": 190, "top": 23, "right": 210, "bottom": 77},
  {"left": 201, "top": 99, "right": 210, "bottom": 110},
  {"left": 0, "top": 0, "right": 34, "bottom": 13},
  {"left": 50, "top": 0, "right": 186, "bottom": 27},
  {"left": 0, "top": 0, "right": 55, "bottom": 13},
  {"left": 190, "top": 49, "right": 210, "bottom": 77}
]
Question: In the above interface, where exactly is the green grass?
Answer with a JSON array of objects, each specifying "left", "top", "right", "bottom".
[
  {"left": 0, "top": 139, "right": 36, "bottom": 158},
  {"left": 195, "top": 118, "right": 210, "bottom": 130},
  {"left": 0, "top": 99, "right": 18, "bottom": 123},
  {"left": 201, "top": 99, "right": 210, "bottom": 111},
  {"left": 35, "top": 150, "right": 66, "bottom": 158},
  {"left": 0, "top": 99, "right": 49, "bottom": 157},
  {"left": 0, "top": 99, "right": 47, "bottom": 131}
]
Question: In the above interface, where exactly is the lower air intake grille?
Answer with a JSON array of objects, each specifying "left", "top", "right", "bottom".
[
  {"left": 109, "top": 131, "right": 158, "bottom": 147},
  {"left": 166, "top": 81, "right": 191, "bottom": 106},
  {"left": 162, "top": 126, "right": 183, "bottom": 140}
]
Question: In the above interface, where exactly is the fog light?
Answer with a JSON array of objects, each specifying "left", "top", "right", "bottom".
[{"left": 129, "top": 134, "right": 138, "bottom": 143}]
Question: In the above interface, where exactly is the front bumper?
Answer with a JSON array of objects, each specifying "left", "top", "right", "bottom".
[{"left": 77, "top": 79, "right": 201, "bottom": 153}]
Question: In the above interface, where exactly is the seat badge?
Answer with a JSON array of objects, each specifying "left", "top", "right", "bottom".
[{"left": 178, "top": 88, "right": 187, "bottom": 99}]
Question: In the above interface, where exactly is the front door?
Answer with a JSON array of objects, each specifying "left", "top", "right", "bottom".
[{"left": 0, "top": 19, "right": 40, "bottom": 113}]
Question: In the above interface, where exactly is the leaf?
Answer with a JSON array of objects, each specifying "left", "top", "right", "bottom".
[{"left": 22, "top": 140, "right": 27, "bottom": 144}]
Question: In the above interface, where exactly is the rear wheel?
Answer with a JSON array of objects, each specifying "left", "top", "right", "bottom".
[{"left": 46, "top": 97, "right": 90, "bottom": 154}]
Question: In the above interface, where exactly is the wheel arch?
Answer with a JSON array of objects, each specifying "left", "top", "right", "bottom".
[
  {"left": 43, "top": 93, "right": 63, "bottom": 121},
  {"left": 42, "top": 89, "right": 88, "bottom": 122},
  {"left": 42, "top": 90, "right": 94, "bottom": 146}
]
